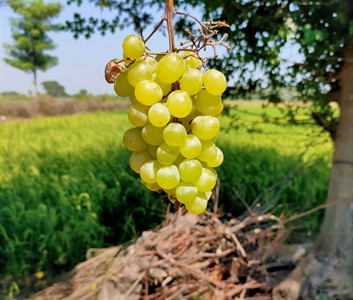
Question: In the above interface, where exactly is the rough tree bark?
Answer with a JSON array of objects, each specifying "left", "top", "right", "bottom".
[{"left": 273, "top": 40, "right": 353, "bottom": 300}]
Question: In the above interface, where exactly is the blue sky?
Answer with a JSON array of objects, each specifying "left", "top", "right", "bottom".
[{"left": 0, "top": 1, "right": 205, "bottom": 95}]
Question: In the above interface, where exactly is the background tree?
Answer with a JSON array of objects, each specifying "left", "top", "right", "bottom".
[
  {"left": 65, "top": 0, "right": 352, "bottom": 297},
  {"left": 42, "top": 80, "right": 68, "bottom": 97},
  {"left": 3, "top": 0, "right": 62, "bottom": 98}
]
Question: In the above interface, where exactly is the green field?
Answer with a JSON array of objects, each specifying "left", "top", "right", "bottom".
[{"left": 0, "top": 104, "right": 332, "bottom": 289}]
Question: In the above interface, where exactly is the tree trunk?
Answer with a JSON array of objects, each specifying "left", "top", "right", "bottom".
[
  {"left": 33, "top": 69, "right": 39, "bottom": 99},
  {"left": 315, "top": 41, "right": 353, "bottom": 262},
  {"left": 273, "top": 40, "right": 353, "bottom": 300}
]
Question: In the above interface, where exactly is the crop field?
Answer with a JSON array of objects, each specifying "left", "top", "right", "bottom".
[{"left": 0, "top": 103, "right": 332, "bottom": 287}]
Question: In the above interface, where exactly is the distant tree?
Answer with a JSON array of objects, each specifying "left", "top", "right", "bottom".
[
  {"left": 42, "top": 80, "right": 68, "bottom": 97},
  {"left": 3, "top": 0, "right": 62, "bottom": 97},
  {"left": 78, "top": 89, "right": 88, "bottom": 96}
]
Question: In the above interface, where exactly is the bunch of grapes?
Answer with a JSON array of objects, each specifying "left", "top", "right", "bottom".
[{"left": 111, "top": 34, "right": 226, "bottom": 214}]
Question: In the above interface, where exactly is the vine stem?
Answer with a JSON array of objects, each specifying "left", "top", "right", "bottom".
[{"left": 164, "top": 0, "right": 175, "bottom": 52}]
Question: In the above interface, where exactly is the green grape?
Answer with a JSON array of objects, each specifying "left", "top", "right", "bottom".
[
  {"left": 128, "top": 102, "right": 149, "bottom": 127},
  {"left": 156, "top": 142, "right": 180, "bottom": 165},
  {"left": 195, "top": 89, "right": 222, "bottom": 116},
  {"left": 178, "top": 159, "right": 203, "bottom": 182},
  {"left": 207, "top": 146, "right": 224, "bottom": 168},
  {"left": 197, "top": 140, "right": 217, "bottom": 162},
  {"left": 179, "top": 134, "right": 202, "bottom": 159},
  {"left": 135, "top": 80, "right": 163, "bottom": 106},
  {"left": 153, "top": 74, "right": 171, "bottom": 96},
  {"left": 156, "top": 53, "right": 185, "bottom": 84},
  {"left": 191, "top": 116, "right": 220, "bottom": 140},
  {"left": 122, "top": 34, "right": 145, "bottom": 60},
  {"left": 193, "top": 167, "right": 217, "bottom": 192},
  {"left": 114, "top": 71, "right": 134, "bottom": 97},
  {"left": 127, "top": 61, "right": 153, "bottom": 87},
  {"left": 148, "top": 145, "right": 158, "bottom": 159},
  {"left": 179, "top": 109, "right": 198, "bottom": 131},
  {"left": 179, "top": 68, "right": 203, "bottom": 96},
  {"left": 140, "top": 160, "right": 161, "bottom": 183},
  {"left": 156, "top": 164, "right": 180, "bottom": 190},
  {"left": 142, "top": 123, "right": 165, "bottom": 145},
  {"left": 123, "top": 127, "right": 148, "bottom": 151},
  {"left": 166, "top": 90, "right": 193, "bottom": 118},
  {"left": 129, "top": 150, "right": 153, "bottom": 173},
  {"left": 203, "top": 69, "right": 227, "bottom": 95},
  {"left": 185, "top": 192, "right": 208, "bottom": 214},
  {"left": 148, "top": 103, "right": 170, "bottom": 127},
  {"left": 163, "top": 123, "right": 187, "bottom": 147},
  {"left": 175, "top": 182, "right": 198, "bottom": 204},
  {"left": 181, "top": 51, "right": 202, "bottom": 69},
  {"left": 143, "top": 181, "right": 162, "bottom": 192}
]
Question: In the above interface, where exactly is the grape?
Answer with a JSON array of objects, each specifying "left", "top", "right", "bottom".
[
  {"left": 156, "top": 142, "right": 180, "bottom": 165},
  {"left": 114, "top": 71, "right": 134, "bottom": 97},
  {"left": 127, "top": 61, "right": 153, "bottom": 87},
  {"left": 156, "top": 53, "right": 185, "bottom": 84},
  {"left": 140, "top": 160, "right": 160, "bottom": 183},
  {"left": 122, "top": 34, "right": 145, "bottom": 60},
  {"left": 178, "top": 159, "right": 203, "bottom": 182},
  {"left": 148, "top": 103, "right": 170, "bottom": 127},
  {"left": 197, "top": 140, "right": 217, "bottom": 162},
  {"left": 191, "top": 116, "right": 220, "bottom": 140},
  {"left": 144, "top": 56, "right": 158, "bottom": 70},
  {"left": 185, "top": 192, "right": 208, "bottom": 214},
  {"left": 193, "top": 167, "right": 217, "bottom": 192},
  {"left": 130, "top": 150, "right": 153, "bottom": 173},
  {"left": 135, "top": 80, "right": 163, "bottom": 106},
  {"left": 203, "top": 69, "right": 227, "bottom": 95},
  {"left": 128, "top": 102, "right": 149, "bottom": 127},
  {"left": 156, "top": 164, "right": 180, "bottom": 190},
  {"left": 123, "top": 127, "right": 148, "bottom": 151},
  {"left": 142, "top": 123, "right": 165, "bottom": 145},
  {"left": 166, "top": 90, "right": 193, "bottom": 118},
  {"left": 195, "top": 89, "right": 222, "bottom": 116},
  {"left": 181, "top": 51, "right": 202, "bottom": 69},
  {"left": 207, "top": 147, "right": 224, "bottom": 168},
  {"left": 180, "top": 68, "right": 203, "bottom": 96},
  {"left": 175, "top": 182, "right": 198, "bottom": 204},
  {"left": 163, "top": 123, "right": 187, "bottom": 147},
  {"left": 179, "top": 134, "right": 202, "bottom": 159}
]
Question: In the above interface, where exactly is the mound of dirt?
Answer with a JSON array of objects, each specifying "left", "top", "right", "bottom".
[{"left": 30, "top": 212, "right": 300, "bottom": 300}]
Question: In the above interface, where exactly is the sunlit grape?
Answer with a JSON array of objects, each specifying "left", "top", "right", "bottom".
[
  {"left": 185, "top": 192, "right": 208, "bottom": 214},
  {"left": 156, "top": 142, "right": 180, "bottom": 165},
  {"left": 128, "top": 102, "right": 149, "bottom": 127},
  {"left": 181, "top": 51, "right": 202, "bottom": 69},
  {"left": 135, "top": 80, "right": 163, "bottom": 105},
  {"left": 179, "top": 134, "right": 202, "bottom": 158},
  {"left": 191, "top": 116, "right": 220, "bottom": 140},
  {"left": 193, "top": 167, "right": 217, "bottom": 192},
  {"left": 156, "top": 164, "right": 180, "bottom": 189},
  {"left": 203, "top": 69, "right": 227, "bottom": 95},
  {"left": 197, "top": 140, "right": 217, "bottom": 162},
  {"left": 180, "top": 68, "right": 203, "bottom": 96},
  {"left": 140, "top": 160, "right": 161, "bottom": 183},
  {"left": 156, "top": 53, "right": 185, "bottom": 84},
  {"left": 178, "top": 159, "right": 203, "bottom": 182},
  {"left": 167, "top": 90, "right": 193, "bottom": 118},
  {"left": 195, "top": 89, "right": 222, "bottom": 116},
  {"left": 148, "top": 103, "right": 170, "bottom": 127},
  {"left": 207, "top": 147, "right": 224, "bottom": 168},
  {"left": 175, "top": 182, "right": 198, "bottom": 204},
  {"left": 122, "top": 34, "right": 145, "bottom": 60},
  {"left": 163, "top": 123, "right": 187, "bottom": 147},
  {"left": 127, "top": 61, "right": 153, "bottom": 87}
]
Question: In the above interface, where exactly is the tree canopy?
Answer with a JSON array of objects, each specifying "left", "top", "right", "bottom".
[{"left": 3, "top": 0, "right": 63, "bottom": 96}]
